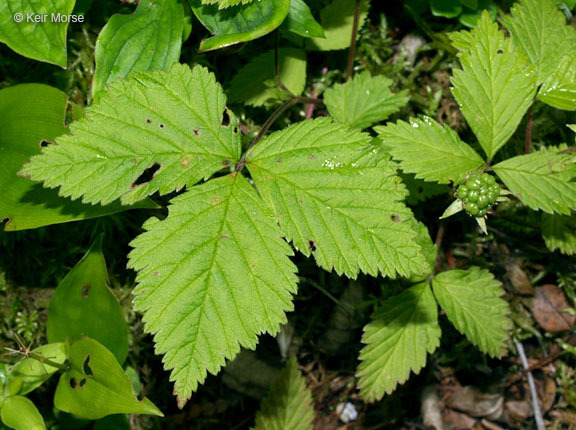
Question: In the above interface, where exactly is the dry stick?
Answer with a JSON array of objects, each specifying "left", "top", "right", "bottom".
[
  {"left": 514, "top": 339, "right": 546, "bottom": 430},
  {"left": 525, "top": 104, "right": 534, "bottom": 154},
  {"left": 346, "top": 0, "right": 362, "bottom": 81}
]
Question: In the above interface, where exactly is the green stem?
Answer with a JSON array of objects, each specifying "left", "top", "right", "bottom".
[{"left": 346, "top": 0, "right": 361, "bottom": 81}]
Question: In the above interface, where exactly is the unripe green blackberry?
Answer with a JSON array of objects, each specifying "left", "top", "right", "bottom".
[{"left": 457, "top": 173, "right": 501, "bottom": 217}]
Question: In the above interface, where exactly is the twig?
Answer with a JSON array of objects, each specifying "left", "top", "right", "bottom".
[
  {"left": 525, "top": 104, "right": 534, "bottom": 154},
  {"left": 346, "top": 0, "right": 361, "bottom": 81},
  {"left": 514, "top": 339, "right": 546, "bottom": 430},
  {"left": 433, "top": 222, "right": 445, "bottom": 271}
]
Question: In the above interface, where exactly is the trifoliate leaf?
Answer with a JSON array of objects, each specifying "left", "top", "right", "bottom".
[
  {"left": 503, "top": 0, "right": 576, "bottom": 85},
  {"left": 492, "top": 147, "right": 576, "bottom": 215},
  {"left": 306, "top": 0, "right": 369, "bottom": 51},
  {"left": 54, "top": 338, "right": 162, "bottom": 419},
  {"left": 0, "top": 84, "right": 155, "bottom": 232},
  {"left": 47, "top": 235, "right": 129, "bottom": 364},
  {"left": 0, "top": 0, "right": 75, "bottom": 68},
  {"left": 253, "top": 357, "right": 314, "bottom": 430},
  {"left": 228, "top": 48, "right": 307, "bottom": 107},
  {"left": 128, "top": 175, "right": 298, "bottom": 406},
  {"left": 92, "top": 0, "right": 185, "bottom": 102},
  {"left": 247, "top": 118, "right": 428, "bottom": 279},
  {"left": 542, "top": 213, "right": 576, "bottom": 255},
  {"left": 432, "top": 267, "right": 510, "bottom": 357},
  {"left": 202, "top": 0, "right": 254, "bottom": 9},
  {"left": 357, "top": 283, "right": 441, "bottom": 401},
  {"left": 376, "top": 117, "right": 485, "bottom": 184},
  {"left": 1, "top": 396, "right": 45, "bottom": 430},
  {"left": 282, "top": 0, "right": 324, "bottom": 39},
  {"left": 324, "top": 72, "right": 409, "bottom": 129},
  {"left": 191, "top": 0, "right": 290, "bottom": 52},
  {"left": 451, "top": 12, "right": 537, "bottom": 159},
  {"left": 21, "top": 64, "right": 241, "bottom": 206},
  {"left": 539, "top": 52, "right": 576, "bottom": 111}
]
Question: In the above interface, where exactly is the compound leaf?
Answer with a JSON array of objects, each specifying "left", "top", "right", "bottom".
[
  {"left": 542, "top": 213, "right": 576, "bottom": 255},
  {"left": 492, "top": 147, "right": 576, "bottom": 215},
  {"left": 247, "top": 118, "right": 428, "bottom": 280},
  {"left": 539, "top": 52, "right": 576, "bottom": 111},
  {"left": 357, "top": 283, "right": 440, "bottom": 402},
  {"left": 54, "top": 338, "right": 162, "bottom": 419},
  {"left": 375, "top": 117, "right": 485, "bottom": 184},
  {"left": 92, "top": 0, "right": 185, "bottom": 102},
  {"left": 128, "top": 175, "right": 298, "bottom": 406},
  {"left": 282, "top": 0, "right": 324, "bottom": 38},
  {"left": 253, "top": 357, "right": 314, "bottom": 430},
  {"left": 503, "top": 0, "right": 576, "bottom": 85},
  {"left": 191, "top": 0, "right": 290, "bottom": 52},
  {"left": 21, "top": 64, "right": 241, "bottom": 206},
  {"left": 0, "top": 84, "right": 155, "bottom": 232},
  {"left": 432, "top": 267, "right": 510, "bottom": 357},
  {"left": 1, "top": 396, "right": 45, "bottom": 430},
  {"left": 47, "top": 235, "right": 129, "bottom": 364},
  {"left": 324, "top": 72, "right": 409, "bottom": 129},
  {"left": 0, "top": 0, "right": 75, "bottom": 67},
  {"left": 451, "top": 12, "right": 536, "bottom": 159},
  {"left": 306, "top": 0, "right": 369, "bottom": 51},
  {"left": 228, "top": 48, "right": 307, "bottom": 107}
]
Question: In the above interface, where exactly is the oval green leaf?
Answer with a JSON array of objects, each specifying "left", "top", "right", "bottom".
[
  {"left": 191, "top": 0, "right": 290, "bottom": 51},
  {"left": 47, "top": 235, "right": 129, "bottom": 364},
  {"left": 54, "top": 338, "right": 163, "bottom": 420},
  {"left": 92, "top": 0, "right": 185, "bottom": 102},
  {"left": 0, "top": 84, "right": 157, "bottom": 232},
  {"left": 281, "top": 0, "right": 324, "bottom": 38},
  {"left": 0, "top": 0, "right": 75, "bottom": 67},
  {"left": 1, "top": 396, "right": 45, "bottom": 430}
]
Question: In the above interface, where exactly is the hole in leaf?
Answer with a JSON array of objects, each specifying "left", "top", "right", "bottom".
[
  {"left": 81, "top": 283, "right": 90, "bottom": 298},
  {"left": 146, "top": 118, "right": 152, "bottom": 124},
  {"left": 132, "top": 163, "right": 161, "bottom": 187},
  {"left": 390, "top": 214, "right": 401, "bottom": 223},
  {"left": 221, "top": 109, "right": 230, "bottom": 127},
  {"left": 233, "top": 127, "right": 239, "bottom": 134},
  {"left": 308, "top": 240, "right": 317, "bottom": 253},
  {"left": 82, "top": 355, "right": 93, "bottom": 376},
  {"left": 40, "top": 140, "right": 51, "bottom": 147},
  {"left": 159, "top": 123, "right": 165, "bottom": 128},
  {"left": 69, "top": 377, "right": 77, "bottom": 389},
  {"left": 193, "top": 129, "right": 200, "bottom": 136},
  {"left": 496, "top": 49, "right": 503, "bottom": 54},
  {"left": 79, "top": 378, "right": 87, "bottom": 388}
]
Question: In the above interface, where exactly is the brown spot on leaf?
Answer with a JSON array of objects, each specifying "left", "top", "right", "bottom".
[
  {"left": 308, "top": 155, "right": 317, "bottom": 160},
  {"left": 193, "top": 129, "right": 200, "bottom": 136},
  {"left": 146, "top": 118, "right": 152, "bottom": 124},
  {"left": 153, "top": 272, "right": 158, "bottom": 277},
  {"left": 220, "top": 235, "right": 230, "bottom": 239},
  {"left": 81, "top": 283, "right": 90, "bottom": 298},
  {"left": 390, "top": 214, "right": 401, "bottom": 223},
  {"left": 181, "top": 156, "right": 190, "bottom": 167},
  {"left": 277, "top": 158, "right": 282, "bottom": 163},
  {"left": 298, "top": 199, "right": 303, "bottom": 204},
  {"left": 222, "top": 159, "right": 231, "bottom": 167},
  {"left": 210, "top": 197, "right": 222, "bottom": 206},
  {"left": 531, "top": 284, "right": 576, "bottom": 332}
]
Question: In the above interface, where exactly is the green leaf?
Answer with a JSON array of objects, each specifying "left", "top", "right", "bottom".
[
  {"left": 407, "top": 220, "right": 437, "bottom": 283},
  {"left": 228, "top": 48, "right": 307, "bottom": 107},
  {"left": 432, "top": 267, "right": 510, "bottom": 357},
  {"left": 190, "top": 0, "right": 290, "bottom": 52},
  {"left": 439, "top": 199, "right": 464, "bottom": 219},
  {"left": 0, "top": 84, "right": 155, "bottom": 232},
  {"left": 306, "top": 0, "right": 369, "bottom": 51},
  {"left": 92, "top": 0, "right": 185, "bottom": 102},
  {"left": 0, "top": 0, "right": 75, "bottom": 67},
  {"left": 47, "top": 235, "right": 129, "bottom": 364},
  {"left": 201, "top": 0, "right": 254, "bottom": 9},
  {"left": 401, "top": 174, "right": 450, "bottom": 205},
  {"left": 282, "top": 0, "right": 324, "bottom": 38},
  {"left": 542, "top": 213, "right": 576, "bottom": 255},
  {"left": 539, "top": 52, "right": 576, "bottom": 111},
  {"left": 247, "top": 118, "right": 428, "bottom": 279},
  {"left": 450, "top": 12, "right": 537, "bottom": 159},
  {"left": 128, "top": 175, "right": 298, "bottom": 406},
  {"left": 324, "top": 72, "right": 409, "bottom": 129},
  {"left": 21, "top": 64, "right": 241, "bottom": 206},
  {"left": 375, "top": 117, "right": 485, "bottom": 184},
  {"left": 253, "top": 357, "right": 314, "bottom": 430},
  {"left": 357, "top": 283, "right": 441, "bottom": 402},
  {"left": 458, "top": 0, "right": 497, "bottom": 28},
  {"left": 54, "top": 338, "right": 163, "bottom": 420},
  {"left": 4, "top": 344, "right": 66, "bottom": 397},
  {"left": 503, "top": 0, "right": 576, "bottom": 85},
  {"left": 1, "top": 396, "right": 45, "bottom": 430},
  {"left": 430, "top": 0, "right": 462, "bottom": 18},
  {"left": 492, "top": 147, "right": 576, "bottom": 215}
]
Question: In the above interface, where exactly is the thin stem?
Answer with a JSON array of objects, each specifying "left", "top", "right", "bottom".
[
  {"left": 525, "top": 104, "right": 534, "bottom": 154},
  {"left": 29, "top": 352, "right": 70, "bottom": 372},
  {"left": 346, "top": 0, "right": 361, "bottom": 81},
  {"left": 514, "top": 340, "right": 546, "bottom": 430}
]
